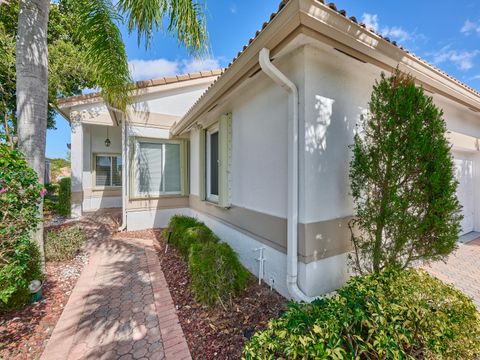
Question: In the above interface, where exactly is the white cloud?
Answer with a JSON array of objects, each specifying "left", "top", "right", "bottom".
[
  {"left": 230, "top": 3, "right": 237, "bottom": 14},
  {"left": 461, "top": 19, "right": 480, "bottom": 35},
  {"left": 181, "top": 58, "right": 221, "bottom": 73},
  {"left": 128, "top": 59, "right": 179, "bottom": 80},
  {"left": 362, "top": 13, "right": 379, "bottom": 31},
  {"left": 431, "top": 46, "right": 480, "bottom": 71},
  {"left": 128, "top": 57, "right": 222, "bottom": 81},
  {"left": 381, "top": 26, "right": 410, "bottom": 42},
  {"left": 361, "top": 13, "right": 411, "bottom": 43}
]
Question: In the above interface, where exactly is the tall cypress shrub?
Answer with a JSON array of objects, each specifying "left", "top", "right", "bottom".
[
  {"left": 349, "top": 69, "right": 462, "bottom": 274},
  {"left": 57, "top": 177, "right": 71, "bottom": 217}
]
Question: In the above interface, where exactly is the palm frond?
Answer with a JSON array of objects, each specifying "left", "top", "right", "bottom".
[
  {"left": 118, "top": 0, "right": 207, "bottom": 53},
  {"left": 75, "top": 0, "right": 132, "bottom": 111}
]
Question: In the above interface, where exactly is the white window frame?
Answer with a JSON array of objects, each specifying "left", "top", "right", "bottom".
[
  {"left": 206, "top": 124, "right": 219, "bottom": 203},
  {"left": 93, "top": 153, "right": 122, "bottom": 189},
  {"left": 132, "top": 138, "right": 184, "bottom": 198}
]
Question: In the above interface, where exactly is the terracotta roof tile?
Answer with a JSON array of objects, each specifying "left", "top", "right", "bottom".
[
  {"left": 178, "top": 0, "right": 480, "bottom": 125},
  {"left": 57, "top": 69, "right": 223, "bottom": 105}
]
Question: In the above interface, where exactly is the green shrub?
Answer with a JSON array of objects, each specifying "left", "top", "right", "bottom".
[
  {"left": 0, "top": 235, "right": 42, "bottom": 312},
  {"left": 57, "top": 177, "right": 71, "bottom": 217},
  {"left": 243, "top": 269, "right": 480, "bottom": 359},
  {"left": 176, "top": 225, "right": 219, "bottom": 257},
  {"left": 44, "top": 182, "right": 59, "bottom": 214},
  {"left": 189, "top": 242, "right": 249, "bottom": 307},
  {"left": 45, "top": 225, "right": 86, "bottom": 262},
  {"left": 167, "top": 215, "right": 202, "bottom": 243},
  {"left": 0, "top": 144, "right": 43, "bottom": 311},
  {"left": 349, "top": 70, "right": 461, "bottom": 273},
  {"left": 165, "top": 215, "right": 219, "bottom": 257}
]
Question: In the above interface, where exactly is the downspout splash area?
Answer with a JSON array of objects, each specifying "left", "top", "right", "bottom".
[{"left": 259, "top": 48, "right": 316, "bottom": 303}]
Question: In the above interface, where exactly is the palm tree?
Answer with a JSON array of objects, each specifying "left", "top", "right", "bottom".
[{"left": 16, "top": 0, "right": 207, "bottom": 260}]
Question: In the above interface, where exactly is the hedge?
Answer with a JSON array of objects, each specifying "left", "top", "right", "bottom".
[
  {"left": 165, "top": 215, "right": 249, "bottom": 306},
  {"left": 189, "top": 242, "right": 249, "bottom": 307},
  {"left": 0, "top": 144, "right": 43, "bottom": 312},
  {"left": 243, "top": 268, "right": 480, "bottom": 359},
  {"left": 57, "top": 177, "right": 71, "bottom": 217}
]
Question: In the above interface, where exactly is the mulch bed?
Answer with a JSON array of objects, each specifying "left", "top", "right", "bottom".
[
  {"left": 118, "top": 229, "right": 288, "bottom": 359},
  {"left": 0, "top": 253, "right": 87, "bottom": 360}
]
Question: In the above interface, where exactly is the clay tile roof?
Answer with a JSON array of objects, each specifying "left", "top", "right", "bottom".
[
  {"left": 57, "top": 69, "right": 223, "bottom": 106},
  {"left": 178, "top": 0, "right": 480, "bottom": 125}
]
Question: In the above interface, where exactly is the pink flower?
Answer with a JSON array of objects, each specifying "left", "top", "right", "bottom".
[
  {"left": 40, "top": 188, "right": 47, "bottom": 197},
  {"left": 0, "top": 188, "right": 6, "bottom": 194}
]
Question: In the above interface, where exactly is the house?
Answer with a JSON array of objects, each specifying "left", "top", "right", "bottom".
[{"left": 56, "top": 0, "right": 480, "bottom": 301}]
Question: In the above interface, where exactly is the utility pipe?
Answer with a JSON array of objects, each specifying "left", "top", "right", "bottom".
[
  {"left": 259, "top": 48, "right": 316, "bottom": 302},
  {"left": 118, "top": 115, "right": 127, "bottom": 231}
]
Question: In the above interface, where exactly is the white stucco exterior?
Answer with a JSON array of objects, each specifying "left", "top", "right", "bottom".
[{"left": 62, "top": 0, "right": 480, "bottom": 299}]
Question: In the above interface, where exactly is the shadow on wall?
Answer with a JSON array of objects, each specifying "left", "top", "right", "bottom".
[{"left": 303, "top": 64, "right": 372, "bottom": 265}]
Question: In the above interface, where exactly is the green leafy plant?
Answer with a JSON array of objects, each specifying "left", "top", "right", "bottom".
[
  {"left": 167, "top": 214, "right": 202, "bottom": 241},
  {"left": 176, "top": 225, "right": 219, "bottom": 257},
  {"left": 45, "top": 225, "right": 85, "bottom": 262},
  {"left": 0, "top": 144, "right": 43, "bottom": 311},
  {"left": 57, "top": 177, "right": 71, "bottom": 217},
  {"left": 0, "top": 234, "right": 42, "bottom": 312},
  {"left": 165, "top": 215, "right": 249, "bottom": 307},
  {"left": 189, "top": 242, "right": 249, "bottom": 307},
  {"left": 243, "top": 269, "right": 480, "bottom": 359},
  {"left": 165, "top": 215, "right": 218, "bottom": 257},
  {"left": 349, "top": 70, "right": 462, "bottom": 273}
]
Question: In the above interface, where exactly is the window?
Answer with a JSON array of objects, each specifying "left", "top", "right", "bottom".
[
  {"left": 201, "top": 113, "right": 231, "bottom": 207},
  {"left": 134, "top": 140, "right": 183, "bottom": 197},
  {"left": 206, "top": 126, "right": 219, "bottom": 202},
  {"left": 95, "top": 155, "right": 122, "bottom": 187}
]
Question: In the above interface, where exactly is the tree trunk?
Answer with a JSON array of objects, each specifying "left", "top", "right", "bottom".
[{"left": 16, "top": 0, "right": 50, "bottom": 267}]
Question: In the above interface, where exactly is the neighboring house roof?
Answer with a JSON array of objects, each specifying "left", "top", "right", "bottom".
[
  {"left": 171, "top": 0, "right": 480, "bottom": 135},
  {"left": 56, "top": 69, "right": 224, "bottom": 107}
]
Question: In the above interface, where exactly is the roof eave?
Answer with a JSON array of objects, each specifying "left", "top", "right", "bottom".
[{"left": 171, "top": 0, "right": 480, "bottom": 136}]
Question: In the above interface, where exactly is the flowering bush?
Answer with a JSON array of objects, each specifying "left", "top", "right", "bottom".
[{"left": 0, "top": 144, "right": 43, "bottom": 312}]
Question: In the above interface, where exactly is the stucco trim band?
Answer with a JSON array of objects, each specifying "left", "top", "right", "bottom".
[{"left": 189, "top": 195, "right": 351, "bottom": 263}]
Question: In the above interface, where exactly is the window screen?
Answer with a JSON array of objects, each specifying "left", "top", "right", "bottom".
[
  {"left": 210, "top": 132, "right": 219, "bottom": 196},
  {"left": 163, "top": 143, "right": 181, "bottom": 193},
  {"left": 136, "top": 141, "right": 182, "bottom": 196},
  {"left": 95, "top": 155, "right": 122, "bottom": 187}
]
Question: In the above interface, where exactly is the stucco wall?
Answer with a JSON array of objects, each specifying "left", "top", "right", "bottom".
[
  {"left": 186, "top": 43, "right": 480, "bottom": 297},
  {"left": 190, "top": 47, "right": 306, "bottom": 218},
  {"left": 301, "top": 45, "right": 379, "bottom": 223}
]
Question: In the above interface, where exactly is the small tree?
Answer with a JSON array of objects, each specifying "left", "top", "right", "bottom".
[{"left": 349, "top": 69, "right": 462, "bottom": 274}]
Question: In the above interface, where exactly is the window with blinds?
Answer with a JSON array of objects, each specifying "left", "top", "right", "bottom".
[
  {"left": 135, "top": 141, "right": 182, "bottom": 197},
  {"left": 95, "top": 155, "right": 122, "bottom": 187}
]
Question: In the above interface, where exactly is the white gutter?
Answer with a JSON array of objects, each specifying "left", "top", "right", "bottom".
[
  {"left": 118, "top": 115, "right": 127, "bottom": 231},
  {"left": 259, "top": 48, "right": 316, "bottom": 303}
]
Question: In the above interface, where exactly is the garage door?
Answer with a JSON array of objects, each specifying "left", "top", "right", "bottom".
[{"left": 454, "top": 154, "right": 474, "bottom": 235}]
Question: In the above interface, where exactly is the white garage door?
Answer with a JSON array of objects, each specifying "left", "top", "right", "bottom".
[{"left": 454, "top": 154, "right": 474, "bottom": 235}]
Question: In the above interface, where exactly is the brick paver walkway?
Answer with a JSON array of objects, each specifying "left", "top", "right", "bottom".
[
  {"left": 41, "top": 236, "right": 190, "bottom": 360},
  {"left": 424, "top": 239, "right": 480, "bottom": 308}
]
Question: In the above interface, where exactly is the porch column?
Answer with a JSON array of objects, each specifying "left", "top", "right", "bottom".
[{"left": 70, "top": 111, "right": 83, "bottom": 217}]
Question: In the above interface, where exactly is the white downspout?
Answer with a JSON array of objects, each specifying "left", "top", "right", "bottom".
[
  {"left": 259, "top": 48, "right": 316, "bottom": 302},
  {"left": 118, "top": 115, "right": 127, "bottom": 231}
]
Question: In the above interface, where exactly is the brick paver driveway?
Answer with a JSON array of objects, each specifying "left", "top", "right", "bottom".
[
  {"left": 424, "top": 239, "right": 480, "bottom": 308},
  {"left": 41, "top": 236, "right": 190, "bottom": 360}
]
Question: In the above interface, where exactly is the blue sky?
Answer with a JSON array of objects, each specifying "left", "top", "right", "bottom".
[{"left": 46, "top": 0, "right": 480, "bottom": 159}]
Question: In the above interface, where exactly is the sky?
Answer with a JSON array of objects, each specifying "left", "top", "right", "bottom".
[{"left": 46, "top": 0, "right": 480, "bottom": 159}]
